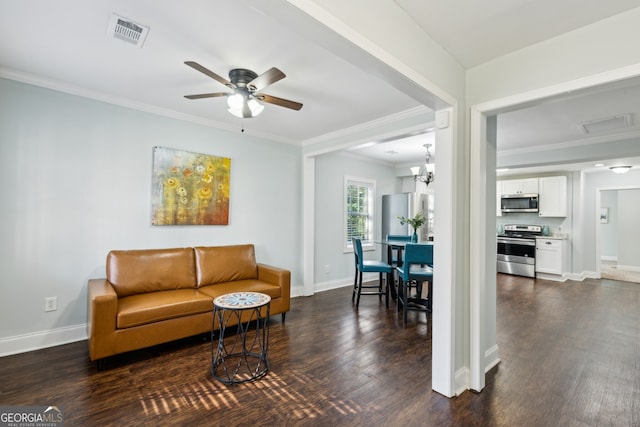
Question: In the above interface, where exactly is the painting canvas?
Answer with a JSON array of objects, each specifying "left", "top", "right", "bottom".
[{"left": 152, "top": 147, "right": 230, "bottom": 225}]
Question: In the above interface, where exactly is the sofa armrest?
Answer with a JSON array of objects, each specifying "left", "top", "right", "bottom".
[
  {"left": 87, "top": 278, "right": 118, "bottom": 361},
  {"left": 257, "top": 263, "right": 290, "bottom": 300}
]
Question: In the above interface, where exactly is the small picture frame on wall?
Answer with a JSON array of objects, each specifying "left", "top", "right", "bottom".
[{"left": 600, "top": 207, "right": 609, "bottom": 224}]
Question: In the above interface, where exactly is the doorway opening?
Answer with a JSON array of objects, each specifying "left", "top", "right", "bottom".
[{"left": 598, "top": 187, "right": 640, "bottom": 283}]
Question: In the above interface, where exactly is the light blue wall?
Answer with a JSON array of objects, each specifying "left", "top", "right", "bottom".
[
  {"left": 313, "top": 152, "right": 399, "bottom": 288},
  {"left": 0, "top": 78, "right": 303, "bottom": 350}
]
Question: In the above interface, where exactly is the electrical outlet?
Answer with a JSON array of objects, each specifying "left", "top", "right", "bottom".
[
  {"left": 324, "top": 264, "right": 330, "bottom": 274},
  {"left": 45, "top": 296, "right": 57, "bottom": 312}
]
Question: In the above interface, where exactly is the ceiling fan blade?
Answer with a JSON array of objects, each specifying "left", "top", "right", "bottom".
[
  {"left": 184, "top": 61, "right": 233, "bottom": 88},
  {"left": 184, "top": 92, "right": 229, "bottom": 100},
  {"left": 248, "top": 67, "right": 285, "bottom": 92},
  {"left": 258, "top": 94, "right": 303, "bottom": 111}
]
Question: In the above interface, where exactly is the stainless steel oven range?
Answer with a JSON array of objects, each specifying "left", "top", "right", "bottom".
[{"left": 497, "top": 224, "right": 543, "bottom": 278}]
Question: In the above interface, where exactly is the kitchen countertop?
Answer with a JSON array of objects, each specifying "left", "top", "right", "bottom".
[{"left": 535, "top": 234, "right": 568, "bottom": 240}]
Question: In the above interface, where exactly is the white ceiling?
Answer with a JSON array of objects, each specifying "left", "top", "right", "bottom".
[
  {"left": 0, "top": 0, "right": 422, "bottom": 144},
  {"left": 497, "top": 79, "right": 640, "bottom": 151},
  {"left": 2, "top": 0, "right": 640, "bottom": 174},
  {"left": 496, "top": 74, "right": 640, "bottom": 176},
  {"left": 394, "top": 0, "right": 640, "bottom": 68}
]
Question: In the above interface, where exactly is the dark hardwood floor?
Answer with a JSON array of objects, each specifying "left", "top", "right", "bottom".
[{"left": 1, "top": 275, "right": 639, "bottom": 426}]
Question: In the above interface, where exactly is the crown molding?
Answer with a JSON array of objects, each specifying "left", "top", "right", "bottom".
[
  {"left": 497, "top": 129, "right": 640, "bottom": 158},
  {"left": 0, "top": 67, "right": 301, "bottom": 145},
  {"left": 302, "top": 106, "right": 433, "bottom": 147}
]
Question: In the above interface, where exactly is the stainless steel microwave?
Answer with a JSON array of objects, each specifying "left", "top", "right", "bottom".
[{"left": 501, "top": 194, "right": 539, "bottom": 213}]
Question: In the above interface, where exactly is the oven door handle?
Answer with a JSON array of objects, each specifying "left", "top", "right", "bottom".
[{"left": 497, "top": 237, "right": 536, "bottom": 246}]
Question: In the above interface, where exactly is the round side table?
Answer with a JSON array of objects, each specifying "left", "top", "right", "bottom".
[{"left": 211, "top": 292, "right": 271, "bottom": 384}]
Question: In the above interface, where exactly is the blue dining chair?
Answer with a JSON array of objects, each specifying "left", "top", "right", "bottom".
[
  {"left": 395, "top": 243, "right": 433, "bottom": 323},
  {"left": 385, "top": 234, "right": 412, "bottom": 298},
  {"left": 352, "top": 238, "right": 392, "bottom": 309}
]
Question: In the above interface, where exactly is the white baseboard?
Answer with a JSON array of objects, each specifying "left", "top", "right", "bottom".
[
  {"left": 616, "top": 264, "right": 640, "bottom": 272},
  {"left": 0, "top": 324, "right": 87, "bottom": 357},
  {"left": 454, "top": 367, "right": 469, "bottom": 396},
  {"left": 313, "top": 273, "right": 380, "bottom": 294},
  {"left": 583, "top": 271, "right": 600, "bottom": 279},
  {"left": 601, "top": 256, "right": 618, "bottom": 262},
  {"left": 313, "top": 277, "right": 353, "bottom": 293},
  {"left": 565, "top": 272, "right": 588, "bottom": 281},
  {"left": 535, "top": 272, "right": 568, "bottom": 282},
  {"left": 484, "top": 344, "right": 501, "bottom": 373},
  {"left": 564, "top": 271, "right": 599, "bottom": 281}
]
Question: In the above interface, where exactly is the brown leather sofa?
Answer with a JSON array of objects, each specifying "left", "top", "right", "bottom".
[{"left": 87, "top": 244, "right": 290, "bottom": 367}]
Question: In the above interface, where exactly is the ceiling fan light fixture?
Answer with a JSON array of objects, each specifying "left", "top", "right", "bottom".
[
  {"left": 227, "top": 106, "right": 244, "bottom": 119},
  {"left": 247, "top": 98, "right": 264, "bottom": 117},
  {"left": 227, "top": 94, "right": 264, "bottom": 118},
  {"left": 227, "top": 93, "right": 244, "bottom": 110},
  {"left": 184, "top": 62, "right": 302, "bottom": 119},
  {"left": 609, "top": 165, "right": 632, "bottom": 174}
]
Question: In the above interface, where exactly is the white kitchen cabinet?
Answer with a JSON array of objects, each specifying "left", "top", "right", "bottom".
[
  {"left": 535, "top": 238, "right": 567, "bottom": 277},
  {"left": 501, "top": 178, "right": 538, "bottom": 195},
  {"left": 538, "top": 176, "right": 567, "bottom": 217}
]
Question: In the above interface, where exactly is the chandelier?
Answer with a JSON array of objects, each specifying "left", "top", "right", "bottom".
[{"left": 411, "top": 143, "right": 435, "bottom": 186}]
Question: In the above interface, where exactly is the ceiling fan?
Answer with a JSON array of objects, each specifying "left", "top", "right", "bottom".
[{"left": 184, "top": 61, "right": 303, "bottom": 119}]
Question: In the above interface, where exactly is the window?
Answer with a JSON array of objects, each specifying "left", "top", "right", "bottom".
[{"left": 344, "top": 176, "right": 375, "bottom": 251}]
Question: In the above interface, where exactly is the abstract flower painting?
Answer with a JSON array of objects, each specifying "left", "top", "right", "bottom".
[{"left": 152, "top": 147, "right": 230, "bottom": 225}]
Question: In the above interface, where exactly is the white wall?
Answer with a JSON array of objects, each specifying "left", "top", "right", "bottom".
[
  {"left": 617, "top": 189, "right": 640, "bottom": 269},
  {"left": 600, "top": 190, "right": 618, "bottom": 260},
  {"left": 0, "top": 78, "right": 303, "bottom": 354},
  {"left": 313, "top": 152, "right": 399, "bottom": 288}
]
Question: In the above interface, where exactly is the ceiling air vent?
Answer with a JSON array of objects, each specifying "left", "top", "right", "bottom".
[
  {"left": 107, "top": 14, "right": 150, "bottom": 48},
  {"left": 579, "top": 113, "right": 632, "bottom": 134}
]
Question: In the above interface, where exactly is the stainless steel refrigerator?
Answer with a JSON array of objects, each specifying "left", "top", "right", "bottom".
[{"left": 381, "top": 193, "right": 431, "bottom": 241}]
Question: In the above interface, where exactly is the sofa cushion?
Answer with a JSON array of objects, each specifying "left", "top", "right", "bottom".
[
  {"left": 194, "top": 245, "right": 258, "bottom": 286},
  {"left": 117, "top": 289, "right": 213, "bottom": 329},
  {"left": 197, "top": 279, "right": 282, "bottom": 300},
  {"left": 107, "top": 248, "right": 197, "bottom": 297}
]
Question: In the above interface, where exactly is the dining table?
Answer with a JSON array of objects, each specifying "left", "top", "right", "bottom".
[{"left": 376, "top": 239, "right": 434, "bottom": 300}]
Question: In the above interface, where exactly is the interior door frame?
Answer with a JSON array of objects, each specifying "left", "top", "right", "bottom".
[
  {"left": 469, "top": 64, "right": 640, "bottom": 393},
  {"left": 595, "top": 185, "right": 640, "bottom": 277}
]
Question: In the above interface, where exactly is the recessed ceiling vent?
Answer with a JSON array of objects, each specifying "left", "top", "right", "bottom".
[
  {"left": 107, "top": 14, "right": 150, "bottom": 48},
  {"left": 579, "top": 113, "right": 632, "bottom": 134}
]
